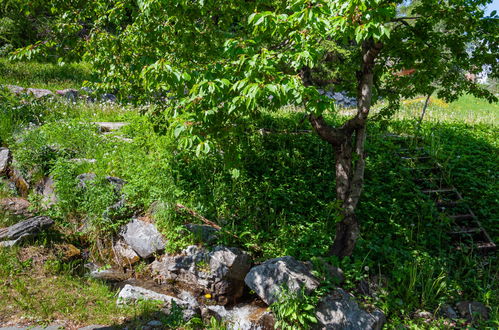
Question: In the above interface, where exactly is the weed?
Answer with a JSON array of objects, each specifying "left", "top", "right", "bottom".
[{"left": 271, "top": 286, "right": 319, "bottom": 330}]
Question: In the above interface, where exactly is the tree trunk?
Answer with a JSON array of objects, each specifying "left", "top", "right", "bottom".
[{"left": 309, "top": 39, "right": 382, "bottom": 258}]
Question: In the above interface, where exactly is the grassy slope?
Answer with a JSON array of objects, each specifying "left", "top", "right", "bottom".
[
  {"left": 0, "top": 59, "right": 497, "bottom": 328},
  {"left": 0, "top": 58, "right": 92, "bottom": 90}
]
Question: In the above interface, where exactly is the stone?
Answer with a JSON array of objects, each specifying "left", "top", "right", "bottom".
[
  {"left": 151, "top": 245, "right": 251, "bottom": 305},
  {"left": 185, "top": 223, "right": 219, "bottom": 243},
  {"left": 5, "top": 84, "right": 25, "bottom": 95},
  {"left": 313, "top": 288, "right": 385, "bottom": 330},
  {"left": 55, "top": 88, "right": 79, "bottom": 101},
  {"left": 55, "top": 243, "right": 81, "bottom": 260},
  {"left": 92, "top": 122, "right": 128, "bottom": 132},
  {"left": 10, "top": 168, "right": 29, "bottom": 197},
  {"left": 101, "top": 93, "right": 117, "bottom": 103},
  {"left": 244, "top": 256, "right": 320, "bottom": 305},
  {"left": 456, "top": 301, "right": 489, "bottom": 322},
  {"left": 70, "top": 158, "right": 97, "bottom": 164},
  {"left": 122, "top": 219, "right": 166, "bottom": 258},
  {"left": 437, "top": 304, "right": 458, "bottom": 320},
  {"left": 0, "top": 216, "right": 54, "bottom": 241},
  {"left": 0, "top": 197, "right": 32, "bottom": 217},
  {"left": 117, "top": 284, "right": 198, "bottom": 320},
  {"left": 413, "top": 310, "right": 433, "bottom": 320},
  {"left": 0, "top": 147, "right": 11, "bottom": 176},
  {"left": 35, "top": 176, "right": 58, "bottom": 207},
  {"left": 26, "top": 88, "right": 53, "bottom": 98},
  {"left": 77, "top": 173, "right": 97, "bottom": 189},
  {"left": 114, "top": 239, "right": 140, "bottom": 266},
  {"left": 203, "top": 304, "right": 275, "bottom": 330},
  {"left": 86, "top": 263, "right": 129, "bottom": 282},
  {"left": 106, "top": 176, "right": 126, "bottom": 192},
  {"left": 146, "top": 320, "right": 162, "bottom": 327}
]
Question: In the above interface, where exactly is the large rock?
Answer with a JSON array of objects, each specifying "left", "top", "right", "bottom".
[
  {"left": 456, "top": 301, "right": 489, "bottom": 322},
  {"left": 244, "top": 256, "right": 320, "bottom": 305},
  {"left": 121, "top": 219, "right": 166, "bottom": 258},
  {"left": 55, "top": 88, "right": 79, "bottom": 101},
  {"left": 314, "top": 288, "right": 385, "bottom": 330},
  {"left": 151, "top": 245, "right": 251, "bottom": 305},
  {"left": 26, "top": 88, "right": 53, "bottom": 98},
  {"left": 0, "top": 148, "right": 11, "bottom": 176},
  {"left": 117, "top": 284, "right": 198, "bottom": 320},
  {"left": 0, "top": 216, "right": 54, "bottom": 244}
]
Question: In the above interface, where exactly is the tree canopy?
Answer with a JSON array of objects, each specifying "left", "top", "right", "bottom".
[{"left": 7, "top": 0, "right": 498, "bottom": 256}]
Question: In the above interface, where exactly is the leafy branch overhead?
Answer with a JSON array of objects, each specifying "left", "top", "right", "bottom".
[{"left": 5, "top": 0, "right": 497, "bottom": 257}]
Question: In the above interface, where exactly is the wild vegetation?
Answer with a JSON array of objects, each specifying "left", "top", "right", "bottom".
[{"left": 0, "top": 0, "right": 498, "bottom": 329}]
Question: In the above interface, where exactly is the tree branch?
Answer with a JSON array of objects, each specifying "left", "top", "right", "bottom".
[{"left": 308, "top": 114, "right": 346, "bottom": 146}]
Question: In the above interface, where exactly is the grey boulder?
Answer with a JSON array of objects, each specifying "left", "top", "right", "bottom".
[
  {"left": 26, "top": 88, "right": 53, "bottom": 98},
  {"left": 244, "top": 256, "right": 320, "bottom": 305},
  {"left": 456, "top": 301, "right": 489, "bottom": 322},
  {"left": 151, "top": 245, "right": 251, "bottom": 305},
  {"left": 314, "top": 288, "right": 385, "bottom": 330},
  {"left": 121, "top": 218, "right": 166, "bottom": 258},
  {"left": 55, "top": 88, "right": 79, "bottom": 101},
  {"left": 117, "top": 284, "right": 198, "bottom": 320}
]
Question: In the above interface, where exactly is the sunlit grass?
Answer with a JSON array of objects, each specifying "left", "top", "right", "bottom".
[
  {"left": 393, "top": 94, "right": 499, "bottom": 125},
  {"left": 0, "top": 58, "right": 92, "bottom": 90}
]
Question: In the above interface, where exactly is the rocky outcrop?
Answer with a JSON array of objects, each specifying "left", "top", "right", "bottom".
[
  {"left": 244, "top": 256, "right": 320, "bottom": 305},
  {"left": 313, "top": 288, "right": 385, "bottom": 330},
  {"left": 117, "top": 284, "right": 199, "bottom": 321},
  {"left": 0, "top": 216, "right": 54, "bottom": 247},
  {"left": 151, "top": 245, "right": 251, "bottom": 305},
  {"left": 121, "top": 219, "right": 166, "bottom": 259}
]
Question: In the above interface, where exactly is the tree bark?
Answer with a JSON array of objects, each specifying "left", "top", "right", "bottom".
[{"left": 309, "top": 40, "right": 382, "bottom": 258}]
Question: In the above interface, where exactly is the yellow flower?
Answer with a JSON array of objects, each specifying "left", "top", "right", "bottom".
[{"left": 205, "top": 293, "right": 212, "bottom": 299}]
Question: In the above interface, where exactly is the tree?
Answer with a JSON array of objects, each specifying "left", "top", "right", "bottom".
[{"left": 62, "top": 0, "right": 499, "bottom": 257}]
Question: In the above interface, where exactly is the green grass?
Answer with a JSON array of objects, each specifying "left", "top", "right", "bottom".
[
  {"left": 0, "top": 58, "right": 92, "bottom": 90},
  {"left": 392, "top": 94, "right": 499, "bottom": 125}
]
